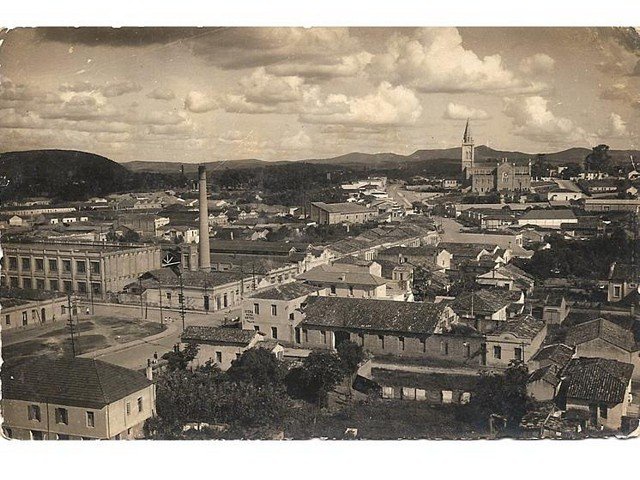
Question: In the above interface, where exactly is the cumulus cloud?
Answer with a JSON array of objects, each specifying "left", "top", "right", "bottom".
[
  {"left": 600, "top": 82, "right": 640, "bottom": 108},
  {"left": 369, "top": 28, "right": 546, "bottom": 94},
  {"left": 300, "top": 82, "right": 422, "bottom": 127},
  {"left": 266, "top": 52, "right": 373, "bottom": 80},
  {"left": 146, "top": 87, "right": 176, "bottom": 101},
  {"left": 239, "top": 68, "right": 305, "bottom": 105},
  {"left": 281, "top": 130, "right": 312, "bottom": 150},
  {"left": 598, "top": 113, "right": 630, "bottom": 138},
  {"left": 184, "top": 91, "right": 217, "bottom": 113},
  {"left": 443, "top": 102, "right": 490, "bottom": 120},
  {"left": 59, "top": 79, "right": 142, "bottom": 97},
  {"left": 519, "top": 53, "right": 555, "bottom": 75},
  {"left": 503, "top": 95, "right": 591, "bottom": 145}
]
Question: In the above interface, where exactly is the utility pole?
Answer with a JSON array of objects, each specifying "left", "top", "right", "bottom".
[
  {"left": 179, "top": 270, "right": 186, "bottom": 331},
  {"left": 158, "top": 279, "right": 164, "bottom": 327},
  {"left": 139, "top": 276, "right": 145, "bottom": 319},
  {"left": 67, "top": 294, "right": 76, "bottom": 357}
]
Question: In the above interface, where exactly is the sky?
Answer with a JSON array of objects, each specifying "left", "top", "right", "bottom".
[{"left": 0, "top": 27, "right": 639, "bottom": 164}]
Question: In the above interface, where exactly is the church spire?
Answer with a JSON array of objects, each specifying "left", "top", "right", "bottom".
[{"left": 463, "top": 118, "right": 473, "bottom": 143}]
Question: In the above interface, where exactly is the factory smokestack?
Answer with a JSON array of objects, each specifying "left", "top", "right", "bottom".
[{"left": 198, "top": 165, "right": 211, "bottom": 271}]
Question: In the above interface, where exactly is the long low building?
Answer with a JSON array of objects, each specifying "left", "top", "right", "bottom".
[
  {"left": 0, "top": 287, "right": 67, "bottom": 330},
  {"left": 310, "top": 201, "right": 378, "bottom": 225},
  {"left": 581, "top": 198, "right": 640, "bottom": 213},
  {"left": 1, "top": 241, "right": 162, "bottom": 298}
]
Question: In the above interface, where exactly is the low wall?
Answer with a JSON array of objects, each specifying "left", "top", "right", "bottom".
[{"left": 87, "top": 302, "right": 231, "bottom": 326}]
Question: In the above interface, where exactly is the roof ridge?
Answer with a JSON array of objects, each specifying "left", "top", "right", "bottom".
[{"left": 92, "top": 358, "right": 112, "bottom": 405}]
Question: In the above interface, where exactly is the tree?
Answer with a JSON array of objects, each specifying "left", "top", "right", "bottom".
[
  {"left": 161, "top": 342, "right": 199, "bottom": 371},
  {"left": 226, "top": 347, "right": 287, "bottom": 387},
  {"left": 299, "top": 351, "right": 346, "bottom": 406},
  {"left": 336, "top": 341, "right": 365, "bottom": 375},
  {"left": 531, "top": 154, "right": 550, "bottom": 179},
  {"left": 560, "top": 163, "right": 583, "bottom": 180},
  {"left": 456, "top": 361, "right": 532, "bottom": 434},
  {"left": 585, "top": 144, "right": 611, "bottom": 172}
]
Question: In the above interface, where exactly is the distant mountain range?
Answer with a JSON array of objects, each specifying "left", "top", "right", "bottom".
[{"left": 122, "top": 145, "right": 640, "bottom": 173}]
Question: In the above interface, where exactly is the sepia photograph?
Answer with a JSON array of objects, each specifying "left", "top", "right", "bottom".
[{"left": 1, "top": 17, "right": 640, "bottom": 447}]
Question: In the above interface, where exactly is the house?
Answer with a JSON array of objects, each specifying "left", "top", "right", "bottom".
[
  {"left": 581, "top": 198, "right": 640, "bottom": 213},
  {"left": 517, "top": 209, "right": 577, "bottom": 229},
  {"left": 297, "top": 296, "right": 484, "bottom": 366},
  {"left": 125, "top": 268, "right": 254, "bottom": 312},
  {"left": 309, "top": 201, "right": 378, "bottom": 225},
  {"left": 541, "top": 295, "right": 570, "bottom": 324},
  {"left": 0, "top": 287, "right": 67, "bottom": 330},
  {"left": 161, "top": 224, "right": 200, "bottom": 244},
  {"left": 558, "top": 357, "right": 634, "bottom": 431},
  {"left": 1, "top": 357, "right": 155, "bottom": 440},
  {"left": 180, "top": 326, "right": 283, "bottom": 371},
  {"left": 297, "top": 263, "right": 388, "bottom": 299},
  {"left": 607, "top": 262, "right": 638, "bottom": 303},
  {"left": 545, "top": 187, "right": 582, "bottom": 202},
  {"left": 242, "top": 282, "right": 324, "bottom": 344},
  {"left": 527, "top": 364, "right": 562, "bottom": 402},
  {"left": 448, "top": 289, "right": 514, "bottom": 333},
  {"left": 476, "top": 264, "right": 535, "bottom": 293},
  {"left": 484, "top": 314, "right": 547, "bottom": 368},
  {"left": 563, "top": 318, "right": 640, "bottom": 380}
]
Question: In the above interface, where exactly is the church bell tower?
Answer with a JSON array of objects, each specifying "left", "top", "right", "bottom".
[{"left": 461, "top": 118, "right": 475, "bottom": 178}]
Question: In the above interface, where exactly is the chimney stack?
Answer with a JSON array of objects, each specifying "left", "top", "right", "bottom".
[{"left": 198, "top": 165, "right": 211, "bottom": 271}]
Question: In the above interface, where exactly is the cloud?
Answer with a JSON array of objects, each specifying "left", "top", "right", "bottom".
[
  {"left": 239, "top": 68, "right": 305, "bottom": 105},
  {"left": 59, "top": 80, "right": 141, "bottom": 98},
  {"left": 300, "top": 82, "right": 422, "bottom": 127},
  {"left": 600, "top": 82, "right": 640, "bottom": 108},
  {"left": 443, "top": 102, "right": 490, "bottom": 120},
  {"left": 369, "top": 28, "right": 547, "bottom": 94},
  {"left": 519, "top": 53, "right": 555, "bottom": 75},
  {"left": 266, "top": 52, "right": 373, "bottom": 80},
  {"left": 37, "top": 27, "right": 203, "bottom": 47},
  {"left": 281, "top": 130, "right": 312, "bottom": 150},
  {"left": 503, "top": 95, "right": 591, "bottom": 145},
  {"left": 146, "top": 87, "right": 176, "bottom": 101},
  {"left": 598, "top": 113, "right": 630, "bottom": 138},
  {"left": 184, "top": 91, "right": 217, "bottom": 113}
]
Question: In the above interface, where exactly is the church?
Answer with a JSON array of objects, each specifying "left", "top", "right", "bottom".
[{"left": 461, "top": 120, "right": 532, "bottom": 195}]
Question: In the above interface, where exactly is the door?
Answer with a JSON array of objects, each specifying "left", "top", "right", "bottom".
[
  {"left": 334, "top": 330, "right": 351, "bottom": 347},
  {"left": 41, "top": 308, "right": 46, "bottom": 323}
]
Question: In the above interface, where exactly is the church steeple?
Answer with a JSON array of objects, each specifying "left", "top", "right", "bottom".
[{"left": 463, "top": 118, "right": 473, "bottom": 144}]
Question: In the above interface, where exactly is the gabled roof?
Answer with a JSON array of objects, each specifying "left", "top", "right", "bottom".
[
  {"left": 439, "top": 242, "right": 497, "bottom": 258},
  {"left": 300, "top": 297, "right": 449, "bottom": 335},
  {"left": 298, "top": 265, "right": 386, "bottom": 286},
  {"left": 449, "top": 289, "right": 512, "bottom": 316},
  {"left": 530, "top": 343, "right": 574, "bottom": 368},
  {"left": 564, "top": 318, "right": 637, "bottom": 352},
  {"left": 488, "top": 314, "right": 546, "bottom": 339},
  {"left": 1, "top": 357, "right": 153, "bottom": 409},
  {"left": 520, "top": 209, "right": 576, "bottom": 221},
  {"left": 250, "top": 282, "right": 322, "bottom": 301},
  {"left": 528, "top": 364, "right": 561, "bottom": 387},
  {"left": 181, "top": 326, "right": 259, "bottom": 346},
  {"left": 310, "top": 202, "right": 375, "bottom": 214},
  {"left": 562, "top": 357, "right": 633, "bottom": 404},
  {"left": 138, "top": 268, "right": 247, "bottom": 289}
]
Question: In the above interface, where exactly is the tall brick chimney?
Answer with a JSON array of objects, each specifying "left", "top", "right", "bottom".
[{"left": 198, "top": 165, "right": 211, "bottom": 271}]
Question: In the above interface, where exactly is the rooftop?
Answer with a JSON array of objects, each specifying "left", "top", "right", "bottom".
[
  {"left": 562, "top": 357, "right": 634, "bottom": 404},
  {"left": 1, "top": 357, "right": 153, "bottom": 409},
  {"left": 488, "top": 314, "right": 546, "bottom": 339},
  {"left": 138, "top": 268, "right": 248, "bottom": 289},
  {"left": 0, "top": 286, "right": 65, "bottom": 301},
  {"left": 449, "top": 289, "right": 513, "bottom": 316},
  {"left": 298, "top": 265, "right": 387, "bottom": 287},
  {"left": 300, "top": 296, "right": 450, "bottom": 335},
  {"left": 564, "top": 318, "right": 637, "bottom": 352},
  {"left": 530, "top": 343, "right": 574, "bottom": 368},
  {"left": 519, "top": 209, "right": 577, "bottom": 221},
  {"left": 181, "top": 326, "right": 258, "bottom": 346},
  {"left": 310, "top": 202, "right": 375, "bottom": 214},
  {"left": 250, "top": 282, "right": 322, "bottom": 301}
]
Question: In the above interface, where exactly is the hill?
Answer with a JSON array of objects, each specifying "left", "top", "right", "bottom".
[
  {"left": 0, "top": 150, "right": 178, "bottom": 201},
  {"left": 123, "top": 158, "right": 285, "bottom": 174}
]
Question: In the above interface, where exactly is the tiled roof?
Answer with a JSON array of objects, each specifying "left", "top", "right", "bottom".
[
  {"left": 181, "top": 326, "right": 258, "bottom": 346},
  {"left": 528, "top": 364, "right": 561, "bottom": 387},
  {"left": 520, "top": 209, "right": 576, "bottom": 221},
  {"left": 310, "top": 202, "right": 375, "bottom": 214},
  {"left": 298, "top": 265, "right": 387, "bottom": 286},
  {"left": 449, "top": 289, "right": 513, "bottom": 316},
  {"left": 609, "top": 262, "right": 635, "bottom": 282},
  {"left": 488, "top": 314, "right": 546, "bottom": 339},
  {"left": 439, "top": 242, "right": 497, "bottom": 258},
  {"left": 0, "top": 286, "right": 65, "bottom": 301},
  {"left": 562, "top": 357, "right": 633, "bottom": 404},
  {"left": 564, "top": 318, "right": 637, "bottom": 352},
  {"left": 1, "top": 357, "right": 152, "bottom": 409},
  {"left": 250, "top": 282, "right": 322, "bottom": 300},
  {"left": 300, "top": 296, "right": 449, "bottom": 335},
  {"left": 530, "top": 344, "right": 574, "bottom": 368},
  {"left": 139, "top": 268, "right": 247, "bottom": 289},
  {"left": 379, "top": 245, "right": 438, "bottom": 257}
]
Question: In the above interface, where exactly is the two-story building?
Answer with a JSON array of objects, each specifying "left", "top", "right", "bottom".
[{"left": 1, "top": 357, "right": 155, "bottom": 440}]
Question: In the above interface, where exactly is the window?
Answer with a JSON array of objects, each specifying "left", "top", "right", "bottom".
[
  {"left": 22, "top": 278, "right": 32, "bottom": 289},
  {"left": 303, "top": 329, "right": 309, "bottom": 342},
  {"left": 399, "top": 337, "right": 405, "bottom": 351},
  {"left": 50, "top": 279, "right": 59, "bottom": 291},
  {"left": 91, "top": 283, "right": 101, "bottom": 294},
  {"left": 8, "top": 256, "right": 18, "bottom": 270},
  {"left": 55, "top": 407, "right": 68, "bottom": 425},
  {"left": 137, "top": 397, "right": 143, "bottom": 413},
  {"left": 271, "top": 326, "right": 278, "bottom": 339},
  {"left": 379, "top": 335, "right": 385, "bottom": 349},
  {"left": 421, "top": 338, "right": 427, "bottom": 353},
  {"left": 271, "top": 304, "right": 277, "bottom": 316},
  {"left": 289, "top": 313, "right": 295, "bottom": 320},
  {"left": 48, "top": 259, "right": 58, "bottom": 272},
  {"left": 86, "top": 411, "right": 95, "bottom": 428},
  {"left": 465, "top": 344, "right": 471, "bottom": 358},
  {"left": 76, "top": 260, "right": 86, "bottom": 273},
  {"left": 126, "top": 402, "right": 131, "bottom": 415},
  {"left": 30, "top": 430, "right": 44, "bottom": 440},
  {"left": 330, "top": 285, "right": 337, "bottom": 295},
  {"left": 21, "top": 257, "right": 31, "bottom": 270},
  {"left": 295, "top": 327, "right": 301, "bottom": 344},
  {"left": 203, "top": 295, "right": 210, "bottom": 311},
  {"left": 5, "top": 314, "right": 10, "bottom": 326},
  {"left": 613, "top": 285, "right": 622, "bottom": 298},
  {"left": 223, "top": 294, "right": 228, "bottom": 308},
  {"left": 514, "top": 347, "right": 523, "bottom": 361},
  {"left": 216, "top": 351, "right": 222, "bottom": 364},
  {"left": 63, "top": 280, "right": 72, "bottom": 293},
  {"left": 90, "top": 261, "right": 100, "bottom": 274},
  {"left": 253, "top": 303, "right": 260, "bottom": 315},
  {"left": 600, "top": 403, "right": 608, "bottom": 419},
  {"left": 443, "top": 342, "right": 449, "bottom": 356},
  {"left": 36, "top": 279, "right": 45, "bottom": 290},
  {"left": 359, "top": 333, "right": 365, "bottom": 346},
  {"left": 493, "top": 346, "right": 502, "bottom": 359},
  {"left": 77, "top": 282, "right": 87, "bottom": 294},
  {"left": 22, "top": 311, "right": 28, "bottom": 326},
  {"left": 28, "top": 404, "right": 41, "bottom": 422},
  {"left": 10, "top": 277, "right": 19, "bottom": 287},
  {"left": 62, "top": 260, "right": 72, "bottom": 273},
  {"left": 254, "top": 325, "right": 260, "bottom": 332},
  {"left": 35, "top": 258, "right": 44, "bottom": 271},
  {"left": 57, "top": 434, "right": 69, "bottom": 440},
  {"left": 321, "top": 330, "right": 327, "bottom": 344},
  {"left": 348, "top": 286, "right": 354, "bottom": 297}
]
